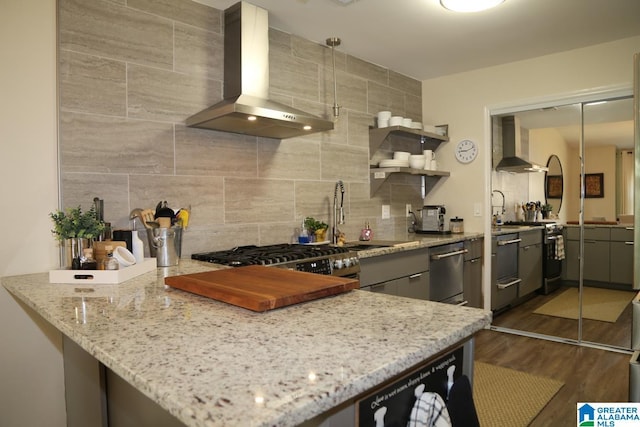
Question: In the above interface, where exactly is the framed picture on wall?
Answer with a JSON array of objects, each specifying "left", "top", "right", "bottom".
[
  {"left": 584, "top": 173, "right": 604, "bottom": 198},
  {"left": 546, "top": 175, "right": 563, "bottom": 198}
]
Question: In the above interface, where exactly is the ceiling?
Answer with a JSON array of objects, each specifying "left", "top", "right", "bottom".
[
  {"left": 503, "top": 97, "right": 635, "bottom": 149},
  {"left": 196, "top": 0, "right": 640, "bottom": 80}
]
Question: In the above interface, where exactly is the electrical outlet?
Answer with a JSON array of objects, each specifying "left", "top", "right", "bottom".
[
  {"left": 474, "top": 203, "right": 482, "bottom": 217},
  {"left": 406, "top": 204, "right": 412, "bottom": 217},
  {"left": 382, "top": 205, "right": 391, "bottom": 219}
]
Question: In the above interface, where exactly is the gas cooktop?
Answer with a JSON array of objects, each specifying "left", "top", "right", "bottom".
[{"left": 191, "top": 243, "right": 359, "bottom": 277}]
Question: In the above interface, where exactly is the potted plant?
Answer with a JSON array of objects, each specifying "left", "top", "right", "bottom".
[
  {"left": 541, "top": 204, "right": 553, "bottom": 219},
  {"left": 303, "top": 217, "right": 329, "bottom": 242},
  {"left": 50, "top": 206, "right": 105, "bottom": 269}
]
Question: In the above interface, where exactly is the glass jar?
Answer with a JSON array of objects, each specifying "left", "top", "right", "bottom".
[{"left": 450, "top": 217, "right": 464, "bottom": 234}]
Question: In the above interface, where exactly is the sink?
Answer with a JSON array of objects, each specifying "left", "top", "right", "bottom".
[
  {"left": 343, "top": 242, "right": 389, "bottom": 251},
  {"left": 343, "top": 240, "right": 420, "bottom": 251}
]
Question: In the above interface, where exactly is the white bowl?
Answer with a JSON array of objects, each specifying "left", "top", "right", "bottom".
[
  {"left": 113, "top": 246, "right": 136, "bottom": 267},
  {"left": 409, "top": 157, "right": 426, "bottom": 169},
  {"left": 377, "top": 111, "right": 392, "bottom": 121},
  {"left": 401, "top": 118, "right": 412, "bottom": 128},
  {"left": 393, "top": 151, "right": 411, "bottom": 160},
  {"left": 377, "top": 118, "right": 389, "bottom": 128},
  {"left": 389, "top": 116, "right": 403, "bottom": 126}
]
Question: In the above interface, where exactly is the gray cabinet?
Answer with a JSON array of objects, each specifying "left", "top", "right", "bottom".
[
  {"left": 491, "top": 233, "right": 520, "bottom": 311},
  {"left": 563, "top": 225, "right": 633, "bottom": 287},
  {"left": 463, "top": 238, "right": 483, "bottom": 308},
  {"left": 610, "top": 227, "right": 634, "bottom": 286},
  {"left": 518, "top": 230, "right": 542, "bottom": 297},
  {"left": 359, "top": 247, "right": 429, "bottom": 300}
]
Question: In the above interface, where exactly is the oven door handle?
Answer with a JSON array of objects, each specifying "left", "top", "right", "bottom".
[
  {"left": 497, "top": 238, "right": 522, "bottom": 246},
  {"left": 430, "top": 249, "right": 468, "bottom": 260},
  {"left": 497, "top": 278, "right": 521, "bottom": 289}
]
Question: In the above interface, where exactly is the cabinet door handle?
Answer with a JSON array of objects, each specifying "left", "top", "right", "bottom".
[
  {"left": 497, "top": 278, "right": 521, "bottom": 289},
  {"left": 469, "top": 258, "right": 479, "bottom": 264},
  {"left": 626, "top": 241, "right": 634, "bottom": 245},
  {"left": 497, "top": 238, "right": 522, "bottom": 246},
  {"left": 456, "top": 300, "right": 469, "bottom": 306},
  {"left": 409, "top": 273, "right": 423, "bottom": 279},
  {"left": 430, "top": 249, "right": 468, "bottom": 260},
  {"left": 626, "top": 227, "right": 634, "bottom": 230}
]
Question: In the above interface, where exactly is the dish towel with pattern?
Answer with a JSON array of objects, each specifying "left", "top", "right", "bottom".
[
  {"left": 555, "top": 235, "right": 565, "bottom": 260},
  {"left": 407, "top": 391, "right": 452, "bottom": 427}
]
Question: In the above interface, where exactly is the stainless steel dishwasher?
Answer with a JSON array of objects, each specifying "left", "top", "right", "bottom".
[{"left": 429, "top": 242, "right": 467, "bottom": 305}]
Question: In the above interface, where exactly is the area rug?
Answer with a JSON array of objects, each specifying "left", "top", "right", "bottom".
[
  {"left": 473, "top": 362, "right": 563, "bottom": 427},
  {"left": 532, "top": 287, "right": 634, "bottom": 322}
]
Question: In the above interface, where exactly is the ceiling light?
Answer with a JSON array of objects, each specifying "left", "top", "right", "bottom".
[{"left": 440, "top": 0, "right": 505, "bottom": 12}]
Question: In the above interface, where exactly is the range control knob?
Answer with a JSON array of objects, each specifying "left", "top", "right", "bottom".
[
  {"left": 344, "top": 257, "right": 352, "bottom": 268},
  {"left": 334, "top": 259, "right": 344, "bottom": 269}
]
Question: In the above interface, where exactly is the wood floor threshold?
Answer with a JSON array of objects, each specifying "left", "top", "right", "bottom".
[{"left": 490, "top": 325, "right": 633, "bottom": 355}]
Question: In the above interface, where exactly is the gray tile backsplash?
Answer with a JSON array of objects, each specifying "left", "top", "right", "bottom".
[{"left": 58, "top": 0, "right": 423, "bottom": 254}]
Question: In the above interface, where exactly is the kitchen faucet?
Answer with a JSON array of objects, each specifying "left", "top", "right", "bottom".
[
  {"left": 492, "top": 190, "right": 505, "bottom": 215},
  {"left": 332, "top": 180, "right": 345, "bottom": 244}
]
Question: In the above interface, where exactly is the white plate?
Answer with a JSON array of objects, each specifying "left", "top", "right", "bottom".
[{"left": 379, "top": 159, "right": 409, "bottom": 167}]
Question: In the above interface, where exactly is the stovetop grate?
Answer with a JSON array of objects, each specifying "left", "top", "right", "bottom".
[{"left": 191, "top": 243, "right": 351, "bottom": 266}]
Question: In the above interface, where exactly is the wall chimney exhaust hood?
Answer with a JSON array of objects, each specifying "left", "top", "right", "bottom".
[
  {"left": 495, "top": 116, "right": 548, "bottom": 173},
  {"left": 186, "top": 2, "right": 334, "bottom": 139}
]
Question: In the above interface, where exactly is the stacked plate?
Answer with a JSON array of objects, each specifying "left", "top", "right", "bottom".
[{"left": 379, "top": 159, "right": 409, "bottom": 168}]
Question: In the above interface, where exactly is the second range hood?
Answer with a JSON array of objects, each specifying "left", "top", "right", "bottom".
[
  {"left": 495, "top": 116, "right": 548, "bottom": 173},
  {"left": 186, "top": 2, "right": 334, "bottom": 139}
]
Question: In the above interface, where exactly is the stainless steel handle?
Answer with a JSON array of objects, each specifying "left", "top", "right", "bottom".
[
  {"left": 456, "top": 300, "right": 469, "bottom": 306},
  {"left": 497, "top": 278, "right": 521, "bottom": 289},
  {"left": 626, "top": 241, "right": 634, "bottom": 245},
  {"left": 497, "top": 238, "right": 522, "bottom": 246},
  {"left": 626, "top": 227, "right": 635, "bottom": 230},
  {"left": 408, "top": 273, "right": 423, "bottom": 279},
  {"left": 430, "top": 249, "right": 468, "bottom": 260},
  {"left": 547, "top": 236, "right": 559, "bottom": 240}
]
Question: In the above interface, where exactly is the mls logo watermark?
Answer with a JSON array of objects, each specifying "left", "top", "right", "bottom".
[{"left": 578, "top": 403, "right": 640, "bottom": 426}]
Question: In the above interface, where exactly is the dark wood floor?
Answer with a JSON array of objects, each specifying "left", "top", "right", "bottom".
[
  {"left": 475, "top": 285, "right": 633, "bottom": 426},
  {"left": 492, "top": 284, "right": 634, "bottom": 349}
]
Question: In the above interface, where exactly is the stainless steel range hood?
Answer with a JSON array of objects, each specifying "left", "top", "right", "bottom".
[
  {"left": 495, "top": 115, "right": 548, "bottom": 173},
  {"left": 186, "top": 2, "right": 334, "bottom": 139}
]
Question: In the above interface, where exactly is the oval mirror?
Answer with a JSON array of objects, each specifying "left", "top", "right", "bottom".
[{"left": 544, "top": 154, "right": 563, "bottom": 215}]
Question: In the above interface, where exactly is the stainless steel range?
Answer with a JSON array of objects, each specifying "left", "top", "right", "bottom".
[{"left": 191, "top": 244, "right": 360, "bottom": 277}]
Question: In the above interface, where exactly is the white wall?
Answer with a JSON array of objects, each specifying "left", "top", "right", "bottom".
[
  {"left": 421, "top": 35, "right": 640, "bottom": 233},
  {"left": 0, "top": 1, "right": 65, "bottom": 426}
]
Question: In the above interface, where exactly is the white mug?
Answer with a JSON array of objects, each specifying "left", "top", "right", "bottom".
[{"left": 423, "top": 150, "right": 433, "bottom": 163}]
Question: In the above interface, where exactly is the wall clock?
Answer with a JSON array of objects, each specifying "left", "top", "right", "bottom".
[{"left": 454, "top": 139, "right": 478, "bottom": 164}]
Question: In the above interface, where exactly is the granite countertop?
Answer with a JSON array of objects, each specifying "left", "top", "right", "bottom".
[
  {"left": 491, "top": 225, "right": 545, "bottom": 236},
  {"left": 352, "top": 231, "right": 483, "bottom": 259},
  {"left": 2, "top": 260, "right": 491, "bottom": 427},
  {"left": 564, "top": 222, "right": 633, "bottom": 227}
]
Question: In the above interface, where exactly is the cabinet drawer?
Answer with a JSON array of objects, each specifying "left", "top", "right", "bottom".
[
  {"left": 565, "top": 226, "right": 612, "bottom": 241},
  {"left": 611, "top": 227, "right": 634, "bottom": 242},
  {"left": 359, "top": 247, "right": 429, "bottom": 287},
  {"left": 565, "top": 227, "right": 580, "bottom": 240},
  {"left": 583, "top": 226, "right": 611, "bottom": 241},
  {"left": 519, "top": 229, "right": 542, "bottom": 246},
  {"left": 464, "top": 238, "right": 483, "bottom": 260}
]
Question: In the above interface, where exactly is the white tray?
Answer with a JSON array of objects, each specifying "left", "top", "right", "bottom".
[{"left": 49, "top": 258, "right": 157, "bottom": 284}]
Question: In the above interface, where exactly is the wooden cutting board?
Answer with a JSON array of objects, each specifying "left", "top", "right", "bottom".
[{"left": 164, "top": 266, "right": 360, "bottom": 312}]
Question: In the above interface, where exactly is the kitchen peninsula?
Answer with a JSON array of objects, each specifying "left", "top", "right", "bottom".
[{"left": 2, "top": 260, "right": 491, "bottom": 427}]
